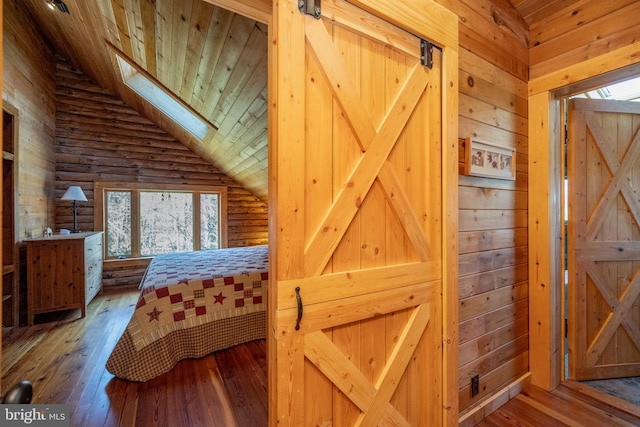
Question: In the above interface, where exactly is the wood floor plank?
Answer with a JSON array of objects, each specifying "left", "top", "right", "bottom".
[
  {"left": 514, "top": 393, "right": 584, "bottom": 427},
  {"left": 504, "top": 396, "right": 567, "bottom": 426},
  {"left": 550, "top": 383, "right": 640, "bottom": 426},
  {"left": 479, "top": 384, "right": 640, "bottom": 426},
  {"left": 168, "top": 362, "right": 199, "bottom": 427},
  {"left": 562, "top": 379, "right": 640, "bottom": 419},
  {"left": 214, "top": 340, "right": 269, "bottom": 425},
  {"left": 204, "top": 352, "right": 241, "bottom": 426},
  {"left": 192, "top": 356, "right": 229, "bottom": 425}
]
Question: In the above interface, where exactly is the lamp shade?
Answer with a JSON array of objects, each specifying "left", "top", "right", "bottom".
[{"left": 61, "top": 185, "right": 88, "bottom": 202}]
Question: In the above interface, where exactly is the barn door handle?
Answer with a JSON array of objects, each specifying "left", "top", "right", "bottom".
[{"left": 295, "top": 286, "right": 303, "bottom": 330}]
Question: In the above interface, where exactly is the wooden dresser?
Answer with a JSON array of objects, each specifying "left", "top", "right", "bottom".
[{"left": 26, "top": 231, "right": 103, "bottom": 324}]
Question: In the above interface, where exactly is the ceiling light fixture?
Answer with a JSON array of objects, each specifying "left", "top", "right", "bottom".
[{"left": 46, "top": 0, "right": 70, "bottom": 14}]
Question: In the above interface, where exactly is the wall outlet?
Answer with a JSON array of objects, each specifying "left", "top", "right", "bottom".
[{"left": 471, "top": 374, "right": 480, "bottom": 397}]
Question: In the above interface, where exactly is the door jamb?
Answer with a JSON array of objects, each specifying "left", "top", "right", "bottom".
[{"left": 528, "top": 43, "right": 640, "bottom": 391}]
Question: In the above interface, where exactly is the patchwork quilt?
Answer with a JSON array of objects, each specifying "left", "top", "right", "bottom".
[{"left": 106, "top": 245, "right": 268, "bottom": 382}]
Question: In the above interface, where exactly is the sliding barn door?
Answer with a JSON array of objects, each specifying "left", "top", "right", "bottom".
[
  {"left": 269, "top": 0, "right": 458, "bottom": 425},
  {"left": 567, "top": 98, "right": 640, "bottom": 380}
]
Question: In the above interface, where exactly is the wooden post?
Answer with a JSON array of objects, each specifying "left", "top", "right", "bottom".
[
  {"left": 528, "top": 91, "right": 562, "bottom": 390},
  {"left": 442, "top": 44, "right": 459, "bottom": 424}
]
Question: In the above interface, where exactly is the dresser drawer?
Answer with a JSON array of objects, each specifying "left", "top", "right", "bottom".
[{"left": 26, "top": 231, "right": 103, "bottom": 324}]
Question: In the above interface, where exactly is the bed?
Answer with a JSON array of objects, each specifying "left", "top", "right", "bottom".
[{"left": 106, "top": 245, "right": 268, "bottom": 382}]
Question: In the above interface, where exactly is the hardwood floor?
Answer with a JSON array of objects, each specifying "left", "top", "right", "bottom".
[
  {"left": 3, "top": 288, "right": 638, "bottom": 427},
  {"left": 1, "top": 287, "right": 268, "bottom": 427},
  {"left": 476, "top": 382, "right": 640, "bottom": 426}
]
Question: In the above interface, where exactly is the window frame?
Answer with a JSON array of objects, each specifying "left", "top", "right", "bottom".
[{"left": 95, "top": 182, "right": 228, "bottom": 261}]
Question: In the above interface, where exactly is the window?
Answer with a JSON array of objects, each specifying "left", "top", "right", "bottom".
[
  {"left": 96, "top": 183, "right": 227, "bottom": 259},
  {"left": 115, "top": 53, "right": 210, "bottom": 140}
]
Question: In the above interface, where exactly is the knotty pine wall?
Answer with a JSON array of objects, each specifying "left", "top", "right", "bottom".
[
  {"left": 54, "top": 57, "right": 268, "bottom": 288},
  {"left": 435, "top": 0, "right": 530, "bottom": 414},
  {"left": 529, "top": 1, "right": 640, "bottom": 80},
  {"left": 3, "top": 0, "right": 57, "bottom": 239}
]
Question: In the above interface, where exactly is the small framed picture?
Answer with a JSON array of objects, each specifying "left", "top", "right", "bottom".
[{"left": 464, "top": 137, "right": 515, "bottom": 180}]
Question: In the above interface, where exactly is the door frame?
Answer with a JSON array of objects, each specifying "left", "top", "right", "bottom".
[
  {"left": 528, "top": 41, "right": 640, "bottom": 391},
  {"left": 267, "top": 0, "right": 459, "bottom": 424}
]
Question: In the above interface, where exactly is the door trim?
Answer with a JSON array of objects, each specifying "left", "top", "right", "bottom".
[{"left": 528, "top": 41, "right": 640, "bottom": 391}]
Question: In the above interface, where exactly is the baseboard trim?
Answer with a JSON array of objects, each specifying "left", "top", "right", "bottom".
[{"left": 458, "top": 372, "right": 532, "bottom": 427}]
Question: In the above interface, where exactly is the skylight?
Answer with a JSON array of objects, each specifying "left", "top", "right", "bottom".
[
  {"left": 115, "top": 54, "right": 209, "bottom": 140},
  {"left": 575, "top": 76, "right": 640, "bottom": 102},
  {"left": 605, "top": 76, "right": 640, "bottom": 101}
]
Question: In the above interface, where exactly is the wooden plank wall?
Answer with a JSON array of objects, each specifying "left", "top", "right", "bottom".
[
  {"left": 54, "top": 57, "right": 268, "bottom": 288},
  {"left": 528, "top": 0, "right": 640, "bottom": 81},
  {"left": 434, "top": 0, "right": 530, "bottom": 414},
  {"left": 2, "top": 0, "right": 57, "bottom": 239}
]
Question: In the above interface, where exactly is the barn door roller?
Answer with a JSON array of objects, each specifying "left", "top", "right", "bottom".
[
  {"left": 420, "top": 39, "right": 434, "bottom": 68},
  {"left": 299, "top": 0, "right": 321, "bottom": 19}
]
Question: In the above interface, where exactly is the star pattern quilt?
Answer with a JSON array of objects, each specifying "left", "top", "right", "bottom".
[{"left": 106, "top": 245, "right": 268, "bottom": 382}]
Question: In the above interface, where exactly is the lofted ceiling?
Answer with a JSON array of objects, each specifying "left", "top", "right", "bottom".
[
  {"left": 20, "top": 0, "right": 271, "bottom": 199},
  {"left": 19, "top": 0, "right": 562, "bottom": 200}
]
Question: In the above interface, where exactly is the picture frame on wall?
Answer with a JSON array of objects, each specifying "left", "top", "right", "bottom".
[{"left": 464, "top": 137, "right": 516, "bottom": 180}]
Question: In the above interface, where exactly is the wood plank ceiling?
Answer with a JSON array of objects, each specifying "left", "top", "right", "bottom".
[
  {"left": 19, "top": 0, "right": 560, "bottom": 200},
  {"left": 20, "top": 0, "right": 271, "bottom": 199},
  {"left": 508, "top": 0, "right": 581, "bottom": 27}
]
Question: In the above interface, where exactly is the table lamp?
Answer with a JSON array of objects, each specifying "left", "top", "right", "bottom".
[{"left": 61, "top": 185, "right": 87, "bottom": 233}]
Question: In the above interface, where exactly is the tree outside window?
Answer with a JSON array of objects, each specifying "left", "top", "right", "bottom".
[{"left": 98, "top": 183, "right": 227, "bottom": 259}]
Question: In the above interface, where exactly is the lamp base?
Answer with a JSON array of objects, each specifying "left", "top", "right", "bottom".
[{"left": 71, "top": 229, "right": 81, "bottom": 233}]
